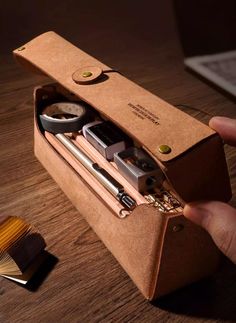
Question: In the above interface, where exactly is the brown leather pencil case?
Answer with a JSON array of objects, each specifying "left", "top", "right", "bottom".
[{"left": 13, "top": 31, "right": 232, "bottom": 299}]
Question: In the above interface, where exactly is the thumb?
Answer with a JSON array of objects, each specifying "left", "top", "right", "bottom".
[
  {"left": 209, "top": 116, "right": 236, "bottom": 146},
  {"left": 184, "top": 201, "right": 236, "bottom": 264}
]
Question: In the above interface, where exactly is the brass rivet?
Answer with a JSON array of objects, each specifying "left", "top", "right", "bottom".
[
  {"left": 17, "top": 46, "right": 26, "bottom": 51},
  {"left": 159, "top": 145, "right": 171, "bottom": 154},
  {"left": 82, "top": 71, "right": 93, "bottom": 78},
  {"left": 172, "top": 224, "right": 184, "bottom": 232}
]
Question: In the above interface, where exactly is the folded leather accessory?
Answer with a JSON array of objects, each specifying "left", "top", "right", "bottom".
[{"left": 13, "top": 32, "right": 232, "bottom": 299}]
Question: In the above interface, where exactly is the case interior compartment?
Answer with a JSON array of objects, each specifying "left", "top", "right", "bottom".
[{"left": 35, "top": 83, "right": 183, "bottom": 219}]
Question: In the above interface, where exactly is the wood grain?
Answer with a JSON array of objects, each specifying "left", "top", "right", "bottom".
[{"left": 1, "top": 11, "right": 236, "bottom": 323}]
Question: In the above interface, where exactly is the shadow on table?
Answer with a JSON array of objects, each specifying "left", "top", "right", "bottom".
[
  {"left": 24, "top": 251, "right": 58, "bottom": 292},
  {"left": 153, "top": 258, "right": 236, "bottom": 321}
]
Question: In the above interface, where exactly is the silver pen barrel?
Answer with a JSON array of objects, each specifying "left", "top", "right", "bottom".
[{"left": 55, "top": 134, "right": 136, "bottom": 210}]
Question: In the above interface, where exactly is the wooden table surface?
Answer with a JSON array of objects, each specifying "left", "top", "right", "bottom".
[{"left": 1, "top": 11, "right": 236, "bottom": 323}]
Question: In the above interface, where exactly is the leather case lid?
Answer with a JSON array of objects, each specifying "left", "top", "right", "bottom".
[{"left": 13, "top": 31, "right": 215, "bottom": 162}]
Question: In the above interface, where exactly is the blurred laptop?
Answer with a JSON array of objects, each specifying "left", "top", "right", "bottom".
[{"left": 173, "top": 0, "right": 236, "bottom": 97}]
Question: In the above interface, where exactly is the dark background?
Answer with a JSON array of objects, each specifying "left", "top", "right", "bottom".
[
  {"left": 0, "top": 1, "right": 177, "bottom": 56},
  {"left": 1, "top": 0, "right": 236, "bottom": 58},
  {"left": 174, "top": 0, "right": 236, "bottom": 56}
]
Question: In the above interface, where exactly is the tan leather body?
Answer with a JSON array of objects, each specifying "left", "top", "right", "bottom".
[{"left": 13, "top": 32, "right": 232, "bottom": 299}]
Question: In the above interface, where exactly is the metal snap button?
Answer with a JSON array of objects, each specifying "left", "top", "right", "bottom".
[
  {"left": 82, "top": 71, "right": 93, "bottom": 78},
  {"left": 158, "top": 145, "right": 171, "bottom": 154},
  {"left": 72, "top": 66, "right": 103, "bottom": 84}
]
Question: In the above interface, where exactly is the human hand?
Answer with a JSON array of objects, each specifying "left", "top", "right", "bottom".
[{"left": 183, "top": 116, "right": 236, "bottom": 264}]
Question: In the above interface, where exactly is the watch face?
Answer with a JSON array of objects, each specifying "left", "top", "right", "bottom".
[{"left": 89, "top": 122, "right": 125, "bottom": 146}]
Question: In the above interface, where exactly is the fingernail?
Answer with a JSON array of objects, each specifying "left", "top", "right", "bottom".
[
  {"left": 209, "top": 116, "right": 232, "bottom": 128},
  {"left": 183, "top": 204, "right": 211, "bottom": 226}
]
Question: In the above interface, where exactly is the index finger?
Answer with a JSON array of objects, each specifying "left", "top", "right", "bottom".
[{"left": 209, "top": 116, "right": 236, "bottom": 146}]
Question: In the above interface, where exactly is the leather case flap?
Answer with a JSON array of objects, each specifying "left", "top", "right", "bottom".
[{"left": 13, "top": 31, "right": 215, "bottom": 163}]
